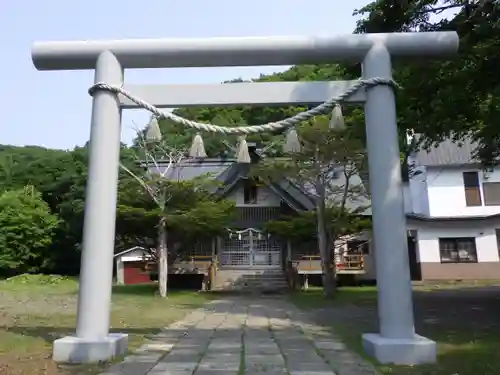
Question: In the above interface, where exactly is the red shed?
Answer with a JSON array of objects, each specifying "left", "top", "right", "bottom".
[{"left": 114, "top": 246, "right": 153, "bottom": 285}]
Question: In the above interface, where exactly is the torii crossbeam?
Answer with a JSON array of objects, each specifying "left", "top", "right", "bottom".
[{"left": 31, "top": 31, "right": 459, "bottom": 365}]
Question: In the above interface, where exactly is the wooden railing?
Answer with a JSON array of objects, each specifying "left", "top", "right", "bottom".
[
  {"left": 295, "top": 255, "right": 323, "bottom": 273},
  {"left": 173, "top": 255, "right": 219, "bottom": 291},
  {"left": 142, "top": 255, "right": 218, "bottom": 290},
  {"left": 286, "top": 254, "right": 365, "bottom": 290},
  {"left": 336, "top": 254, "right": 364, "bottom": 271}
]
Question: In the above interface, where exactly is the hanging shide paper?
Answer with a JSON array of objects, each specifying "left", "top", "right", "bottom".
[
  {"left": 236, "top": 136, "right": 251, "bottom": 163},
  {"left": 329, "top": 104, "right": 345, "bottom": 131},
  {"left": 189, "top": 132, "right": 207, "bottom": 158},
  {"left": 283, "top": 127, "right": 301, "bottom": 153},
  {"left": 146, "top": 116, "right": 162, "bottom": 141}
]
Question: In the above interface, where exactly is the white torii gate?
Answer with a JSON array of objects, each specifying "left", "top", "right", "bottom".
[{"left": 31, "top": 31, "right": 458, "bottom": 365}]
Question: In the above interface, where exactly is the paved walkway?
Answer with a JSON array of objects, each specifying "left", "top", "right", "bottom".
[{"left": 101, "top": 296, "right": 377, "bottom": 375}]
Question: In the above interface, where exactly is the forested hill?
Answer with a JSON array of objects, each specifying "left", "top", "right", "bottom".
[{"left": 158, "top": 0, "right": 500, "bottom": 160}]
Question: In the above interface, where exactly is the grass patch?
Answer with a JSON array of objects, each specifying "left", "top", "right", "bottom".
[
  {"left": 290, "top": 286, "right": 377, "bottom": 309},
  {"left": 289, "top": 284, "right": 500, "bottom": 375},
  {"left": 0, "top": 275, "right": 211, "bottom": 375}
]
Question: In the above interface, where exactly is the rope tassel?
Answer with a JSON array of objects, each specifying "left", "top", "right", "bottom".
[
  {"left": 283, "top": 128, "right": 301, "bottom": 153},
  {"left": 329, "top": 104, "right": 345, "bottom": 131},
  {"left": 189, "top": 132, "right": 207, "bottom": 158},
  {"left": 236, "top": 136, "right": 251, "bottom": 164},
  {"left": 145, "top": 116, "right": 162, "bottom": 141}
]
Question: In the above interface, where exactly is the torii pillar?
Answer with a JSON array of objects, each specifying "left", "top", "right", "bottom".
[{"left": 31, "top": 31, "right": 458, "bottom": 364}]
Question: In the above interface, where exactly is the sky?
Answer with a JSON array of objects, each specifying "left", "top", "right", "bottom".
[{"left": 1, "top": 0, "right": 371, "bottom": 150}]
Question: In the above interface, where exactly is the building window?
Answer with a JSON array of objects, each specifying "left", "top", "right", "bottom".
[
  {"left": 463, "top": 171, "right": 482, "bottom": 206},
  {"left": 347, "top": 240, "right": 370, "bottom": 255},
  {"left": 439, "top": 237, "right": 478, "bottom": 263},
  {"left": 243, "top": 179, "right": 258, "bottom": 204},
  {"left": 483, "top": 182, "right": 500, "bottom": 206}
]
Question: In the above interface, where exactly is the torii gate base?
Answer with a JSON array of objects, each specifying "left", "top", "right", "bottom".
[{"left": 31, "top": 31, "right": 458, "bottom": 365}]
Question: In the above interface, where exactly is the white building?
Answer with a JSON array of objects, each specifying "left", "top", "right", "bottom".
[{"left": 404, "top": 136, "right": 500, "bottom": 280}]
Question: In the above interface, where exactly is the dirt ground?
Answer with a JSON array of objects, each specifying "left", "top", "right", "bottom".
[
  {"left": 0, "top": 277, "right": 209, "bottom": 375},
  {"left": 292, "top": 286, "right": 500, "bottom": 375}
]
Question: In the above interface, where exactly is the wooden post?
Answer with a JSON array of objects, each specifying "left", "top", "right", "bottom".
[{"left": 209, "top": 262, "right": 216, "bottom": 291}]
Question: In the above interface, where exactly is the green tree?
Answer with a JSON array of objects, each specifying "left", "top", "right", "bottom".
[
  {"left": 0, "top": 143, "right": 139, "bottom": 275},
  {"left": 353, "top": 0, "right": 500, "bottom": 162},
  {"left": 0, "top": 145, "right": 86, "bottom": 274},
  {"left": 264, "top": 209, "right": 370, "bottom": 246},
  {"left": 254, "top": 117, "right": 369, "bottom": 297},
  {"left": 120, "top": 129, "right": 235, "bottom": 297},
  {"left": 0, "top": 187, "right": 59, "bottom": 274},
  {"left": 167, "top": 199, "right": 235, "bottom": 255}
]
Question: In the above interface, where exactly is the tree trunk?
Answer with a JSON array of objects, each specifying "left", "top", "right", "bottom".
[
  {"left": 158, "top": 217, "right": 168, "bottom": 298},
  {"left": 314, "top": 146, "right": 336, "bottom": 297},
  {"left": 317, "top": 198, "right": 336, "bottom": 297}
]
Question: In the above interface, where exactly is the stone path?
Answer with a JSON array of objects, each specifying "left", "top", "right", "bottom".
[{"left": 101, "top": 296, "right": 378, "bottom": 375}]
